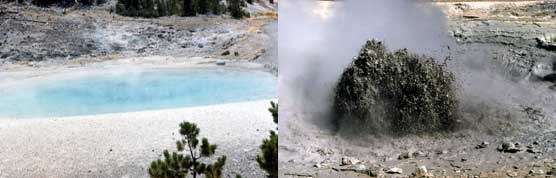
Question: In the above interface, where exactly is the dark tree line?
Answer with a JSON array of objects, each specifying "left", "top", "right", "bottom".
[
  {"left": 245, "top": 0, "right": 274, "bottom": 5},
  {"left": 116, "top": 0, "right": 251, "bottom": 19},
  {"left": 28, "top": 0, "right": 106, "bottom": 7},
  {"left": 226, "top": 0, "right": 247, "bottom": 19}
]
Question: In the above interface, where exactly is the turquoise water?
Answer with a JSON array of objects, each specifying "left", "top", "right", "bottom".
[{"left": 0, "top": 69, "right": 276, "bottom": 118}]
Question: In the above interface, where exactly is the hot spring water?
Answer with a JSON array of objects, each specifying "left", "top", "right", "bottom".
[{"left": 0, "top": 69, "right": 276, "bottom": 118}]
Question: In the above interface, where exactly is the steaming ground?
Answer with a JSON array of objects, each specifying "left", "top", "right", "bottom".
[
  {"left": 0, "top": 1, "right": 277, "bottom": 72},
  {"left": 280, "top": 0, "right": 556, "bottom": 177}
]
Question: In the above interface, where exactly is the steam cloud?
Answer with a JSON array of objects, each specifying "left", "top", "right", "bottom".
[{"left": 279, "top": 0, "right": 452, "bottom": 128}]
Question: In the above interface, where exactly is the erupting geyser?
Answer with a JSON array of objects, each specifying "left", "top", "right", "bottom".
[{"left": 334, "top": 40, "right": 459, "bottom": 135}]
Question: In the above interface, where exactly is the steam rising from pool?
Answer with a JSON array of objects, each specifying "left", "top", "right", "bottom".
[{"left": 0, "top": 69, "right": 276, "bottom": 118}]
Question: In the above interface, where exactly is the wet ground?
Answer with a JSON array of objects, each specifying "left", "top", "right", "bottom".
[{"left": 279, "top": 1, "right": 556, "bottom": 177}]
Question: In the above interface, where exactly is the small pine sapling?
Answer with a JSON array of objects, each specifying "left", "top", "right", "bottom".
[
  {"left": 257, "top": 101, "right": 278, "bottom": 178},
  {"left": 149, "top": 122, "right": 226, "bottom": 178}
]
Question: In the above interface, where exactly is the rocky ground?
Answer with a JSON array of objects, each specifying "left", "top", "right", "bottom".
[
  {"left": 0, "top": 0, "right": 277, "bottom": 73},
  {"left": 279, "top": 1, "right": 556, "bottom": 177}
]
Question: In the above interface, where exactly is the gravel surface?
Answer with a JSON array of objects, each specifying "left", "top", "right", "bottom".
[{"left": 0, "top": 100, "right": 276, "bottom": 178}]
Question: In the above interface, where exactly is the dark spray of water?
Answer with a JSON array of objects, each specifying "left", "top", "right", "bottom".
[{"left": 279, "top": 0, "right": 452, "bottom": 129}]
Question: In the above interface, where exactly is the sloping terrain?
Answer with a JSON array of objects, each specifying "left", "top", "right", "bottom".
[{"left": 0, "top": 1, "right": 277, "bottom": 71}]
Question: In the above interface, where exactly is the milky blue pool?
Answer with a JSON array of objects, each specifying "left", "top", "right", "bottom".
[{"left": 0, "top": 69, "right": 276, "bottom": 118}]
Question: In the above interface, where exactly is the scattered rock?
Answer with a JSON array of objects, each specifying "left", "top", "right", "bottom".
[
  {"left": 506, "top": 172, "right": 518, "bottom": 177},
  {"left": 411, "top": 166, "right": 433, "bottom": 178},
  {"left": 462, "top": 15, "right": 480, "bottom": 19},
  {"left": 314, "top": 159, "right": 332, "bottom": 168},
  {"left": 221, "top": 38, "right": 234, "bottom": 49},
  {"left": 498, "top": 142, "right": 524, "bottom": 153},
  {"left": 137, "top": 47, "right": 147, "bottom": 53},
  {"left": 251, "top": 48, "right": 266, "bottom": 61},
  {"left": 436, "top": 150, "right": 448, "bottom": 155},
  {"left": 366, "top": 167, "right": 384, "bottom": 177},
  {"left": 332, "top": 164, "right": 366, "bottom": 172},
  {"left": 315, "top": 148, "right": 334, "bottom": 156},
  {"left": 521, "top": 106, "right": 546, "bottom": 121},
  {"left": 449, "top": 162, "right": 462, "bottom": 169},
  {"left": 526, "top": 145, "right": 541, "bottom": 154},
  {"left": 386, "top": 167, "right": 403, "bottom": 174},
  {"left": 343, "top": 166, "right": 383, "bottom": 177},
  {"left": 412, "top": 151, "right": 425, "bottom": 157},
  {"left": 340, "top": 156, "right": 360, "bottom": 166},
  {"left": 221, "top": 50, "right": 230, "bottom": 56},
  {"left": 283, "top": 173, "right": 314, "bottom": 177},
  {"left": 234, "top": 51, "right": 239, "bottom": 56},
  {"left": 313, "top": 163, "right": 322, "bottom": 168},
  {"left": 26, "top": 61, "right": 36, "bottom": 67},
  {"left": 531, "top": 63, "right": 553, "bottom": 79},
  {"left": 215, "top": 60, "right": 226, "bottom": 66},
  {"left": 252, "top": 53, "right": 262, "bottom": 61},
  {"left": 536, "top": 34, "right": 556, "bottom": 51},
  {"left": 547, "top": 168, "right": 556, "bottom": 175},
  {"left": 529, "top": 169, "right": 545, "bottom": 175},
  {"left": 398, "top": 152, "right": 412, "bottom": 160},
  {"left": 475, "top": 142, "right": 489, "bottom": 149},
  {"left": 352, "top": 164, "right": 367, "bottom": 172}
]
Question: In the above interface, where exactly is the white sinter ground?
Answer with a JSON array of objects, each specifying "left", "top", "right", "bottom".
[{"left": 0, "top": 100, "right": 276, "bottom": 178}]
